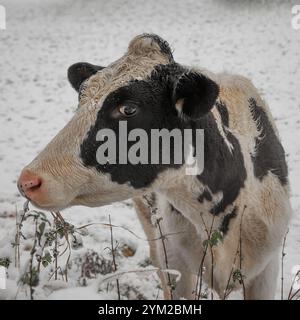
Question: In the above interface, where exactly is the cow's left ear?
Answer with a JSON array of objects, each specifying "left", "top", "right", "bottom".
[
  {"left": 173, "top": 72, "right": 219, "bottom": 119},
  {"left": 68, "top": 62, "right": 105, "bottom": 92}
]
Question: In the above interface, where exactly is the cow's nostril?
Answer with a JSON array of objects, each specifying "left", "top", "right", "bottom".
[
  {"left": 21, "top": 178, "right": 42, "bottom": 192},
  {"left": 23, "top": 179, "right": 41, "bottom": 191},
  {"left": 17, "top": 169, "right": 42, "bottom": 198}
]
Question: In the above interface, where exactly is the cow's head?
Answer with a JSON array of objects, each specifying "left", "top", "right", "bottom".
[{"left": 17, "top": 34, "right": 219, "bottom": 211}]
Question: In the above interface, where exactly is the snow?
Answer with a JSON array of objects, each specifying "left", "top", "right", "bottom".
[{"left": 0, "top": 0, "right": 299, "bottom": 299}]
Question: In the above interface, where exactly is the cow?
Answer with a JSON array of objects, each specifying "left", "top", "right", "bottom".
[{"left": 17, "top": 34, "right": 292, "bottom": 300}]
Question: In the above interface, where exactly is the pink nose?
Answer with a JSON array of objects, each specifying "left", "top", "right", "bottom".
[{"left": 18, "top": 169, "right": 42, "bottom": 199}]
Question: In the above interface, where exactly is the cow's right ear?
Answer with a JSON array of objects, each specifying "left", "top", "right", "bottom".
[
  {"left": 67, "top": 62, "right": 105, "bottom": 92},
  {"left": 173, "top": 71, "right": 219, "bottom": 120}
]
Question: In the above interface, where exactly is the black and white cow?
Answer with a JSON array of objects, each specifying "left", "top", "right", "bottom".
[{"left": 18, "top": 34, "right": 291, "bottom": 299}]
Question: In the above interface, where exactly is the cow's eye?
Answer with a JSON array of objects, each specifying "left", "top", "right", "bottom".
[{"left": 119, "top": 105, "right": 137, "bottom": 117}]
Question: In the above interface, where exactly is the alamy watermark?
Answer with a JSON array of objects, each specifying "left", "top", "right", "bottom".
[
  {"left": 292, "top": 5, "right": 300, "bottom": 30},
  {"left": 0, "top": 5, "right": 6, "bottom": 30},
  {"left": 95, "top": 121, "right": 205, "bottom": 175}
]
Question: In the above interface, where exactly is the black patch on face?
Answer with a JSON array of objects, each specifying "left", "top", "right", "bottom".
[
  {"left": 219, "top": 206, "right": 237, "bottom": 235},
  {"left": 198, "top": 189, "right": 212, "bottom": 203},
  {"left": 196, "top": 112, "right": 247, "bottom": 215},
  {"left": 216, "top": 101, "right": 229, "bottom": 127},
  {"left": 80, "top": 64, "right": 186, "bottom": 189},
  {"left": 249, "top": 98, "right": 288, "bottom": 185}
]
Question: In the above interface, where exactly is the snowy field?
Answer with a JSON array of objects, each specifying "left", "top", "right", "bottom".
[{"left": 0, "top": 0, "right": 299, "bottom": 299}]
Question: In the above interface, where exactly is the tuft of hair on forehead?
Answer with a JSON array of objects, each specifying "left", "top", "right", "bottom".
[{"left": 128, "top": 33, "right": 174, "bottom": 62}]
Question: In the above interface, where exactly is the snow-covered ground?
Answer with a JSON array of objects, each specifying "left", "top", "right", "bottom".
[{"left": 0, "top": 0, "right": 299, "bottom": 299}]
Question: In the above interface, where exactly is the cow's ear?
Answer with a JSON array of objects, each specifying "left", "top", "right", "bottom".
[
  {"left": 68, "top": 62, "right": 105, "bottom": 92},
  {"left": 173, "top": 72, "right": 219, "bottom": 119}
]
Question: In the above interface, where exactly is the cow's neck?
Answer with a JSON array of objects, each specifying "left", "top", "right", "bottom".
[{"left": 155, "top": 110, "right": 247, "bottom": 234}]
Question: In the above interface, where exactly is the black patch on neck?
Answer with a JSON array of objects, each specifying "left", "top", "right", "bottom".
[
  {"left": 249, "top": 98, "right": 288, "bottom": 185},
  {"left": 216, "top": 101, "right": 229, "bottom": 127},
  {"left": 219, "top": 206, "right": 237, "bottom": 235},
  {"left": 196, "top": 111, "right": 247, "bottom": 215}
]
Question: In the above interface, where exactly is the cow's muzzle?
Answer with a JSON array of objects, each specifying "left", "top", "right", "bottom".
[{"left": 18, "top": 169, "right": 43, "bottom": 199}]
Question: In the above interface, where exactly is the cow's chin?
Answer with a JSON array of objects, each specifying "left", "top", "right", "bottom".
[
  {"left": 28, "top": 193, "right": 133, "bottom": 212},
  {"left": 28, "top": 199, "right": 71, "bottom": 212},
  {"left": 27, "top": 193, "right": 110, "bottom": 211},
  {"left": 70, "top": 192, "right": 133, "bottom": 208},
  {"left": 25, "top": 188, "right": 77, "bottom": 212}
]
